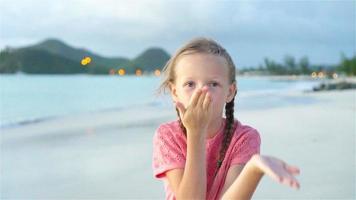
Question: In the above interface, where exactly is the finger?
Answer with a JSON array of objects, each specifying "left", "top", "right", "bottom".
[
  {"left": 291, "top": 179, "right": 300, "bottom": 189},
  {"left": 188, "top": 89, "right": 202, "bottom": 107},
  {"left": 175, "top": 101, "right": 186, "bottom": 117},
  {"left": 283, "top": 177, "right": 300, "bottom": 190},
  {"left": 278, "top": 173, "right": 300, "bottom": 189},
  {"left": 197, "top": 89, "right": 208, "bottom": 108},
  {"left": 268, "top": 169, "right": 291, "bottom": 184},
  {"left": 294, "top": 180, "right": 301, "bottom": 189},
  {"left": 203, "top": 92, "right": 212, "bottom": 110},
  {"left": 285, "top": 165, "right": 300, "bottom": 175}
]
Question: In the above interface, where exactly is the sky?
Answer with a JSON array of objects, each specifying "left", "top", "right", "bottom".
[{"left": 0, "top": 0, "right": 355, "bottom": 67}]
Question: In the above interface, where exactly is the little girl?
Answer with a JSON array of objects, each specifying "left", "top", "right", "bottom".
[{"left": 152, "top": 37, "right": 300, "bottom": 200}]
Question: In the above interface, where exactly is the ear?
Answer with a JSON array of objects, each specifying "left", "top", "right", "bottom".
[
  {"left": 169, "top": 82, "right": 179, "bottom": 102},
  {"left": 226, "top": 83, "right": 237, "bottom": 103}
]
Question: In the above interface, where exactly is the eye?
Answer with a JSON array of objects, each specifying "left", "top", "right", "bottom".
[
  {"left": 208, "top": 82, "right": 219, "bottom": 87},
  {"left": 184, "top": 81, "right": 195, "bottom": 88}
]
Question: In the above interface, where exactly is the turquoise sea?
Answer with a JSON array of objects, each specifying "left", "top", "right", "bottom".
[{"left": 0, "top": 74, "right": 321, "bottom": 128}]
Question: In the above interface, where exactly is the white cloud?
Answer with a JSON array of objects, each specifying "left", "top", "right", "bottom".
[{"left": 0, "top": 0, "right": 354, "bottom": 66}]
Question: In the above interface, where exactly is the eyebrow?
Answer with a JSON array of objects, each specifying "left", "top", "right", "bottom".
[{"left": 182, "top": 77, "right": 222, "bottom": 80}]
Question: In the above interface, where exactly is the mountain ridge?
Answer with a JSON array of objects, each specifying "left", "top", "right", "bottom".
[{"left": 0, "top": 38, "right": 171, "bottom": 74}]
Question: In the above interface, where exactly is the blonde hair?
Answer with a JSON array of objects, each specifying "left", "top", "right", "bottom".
[
  {"left": 157, "top": 37, "right": 237, "bottom": 95},
  {"left": 157, "top": 37, "right": 239, "bottom": 176}
]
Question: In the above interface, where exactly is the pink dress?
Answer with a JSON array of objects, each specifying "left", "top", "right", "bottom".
[{"left": 152, "top": 117, "right": 261, "bottom": 200}]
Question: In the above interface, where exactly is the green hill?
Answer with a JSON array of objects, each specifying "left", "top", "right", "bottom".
[
  {"left": 129, "top": 47, "right": 170, "bottom": 73},
  {"left": 0, "top": 48, "right": 88, "bottom": 74},
  {"left": 26, "top": 39, "right": 130, "bottom": 68},
  {"left": 0, "top": 38, "right": 171, "bottom": 74}
]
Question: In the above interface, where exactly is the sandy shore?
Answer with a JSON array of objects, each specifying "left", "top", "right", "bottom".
[
  {"left": 1, "top": 90, "right": 355, "bottom": 199},
  {"left": 241, "top": 90, "right": 355, "bottom": 199}
]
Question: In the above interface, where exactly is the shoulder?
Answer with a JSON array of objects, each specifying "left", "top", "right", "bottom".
[
  {"left": 229, "top": 119, "right": 261, "bottom": 165},
  {"left": 154, "top": 120, "right": 182, "bottom": 137},
  {"left": 153, "top": 120, "right": 186, "bottom": 145},
  {"left": 232, "top": 119, "right": 261, "bottom": 148},
  {"left": 152, "top": 120, "right": 186, "bottom": 179}
]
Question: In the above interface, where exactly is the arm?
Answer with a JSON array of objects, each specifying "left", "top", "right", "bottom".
[
  {"left": 166, "top": 131, "right": 207, "bottom": 199},
  {"left": 217, "top": 164, "right": 245, "bottom": 200},
  {"left": 166, "top": 87, "right": 213, "bottom": 199},
  {"left": 221, "top": 157, "right": 263, "bottom": 200},
  {"left": 221, "top": 154, "right": 301, "bottom": 200}
]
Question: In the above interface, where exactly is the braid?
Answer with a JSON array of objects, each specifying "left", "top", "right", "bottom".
[
  {"left": 215, "top": 95, "right": 236, "bottom": 176},
  {"left": 175, "top": 107, "right": 187, "bottom": 136}
]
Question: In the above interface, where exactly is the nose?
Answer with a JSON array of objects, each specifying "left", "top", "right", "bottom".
[{"left": 195, "top": 85, "right": 209, "bottom": 93}]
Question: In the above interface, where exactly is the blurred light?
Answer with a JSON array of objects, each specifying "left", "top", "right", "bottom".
[
  {"left": 154, "top": 69, "right": 161, "bottom": 76},
  {"left": 118, "top": 68, "right": 126, "bottom": 76},
  {"left": 311, "top": 72, "right": 317, "bottom": 78},
  {"left": 81, "top": 58, "right": 88, "bottom": 66},
  {"left": 136, "top": 69, "right": 142, "bottom": 76},
  {"left": 318, "top": 72, "right": 324, "bottom": 78},
  {"left": 332, "top": 73, "right": 338, "bottom": 79},
  {"left": 85, "top": 56, "right": 92, "bottom": 64},
  {"left": 81, "top": 56, "right": 92, "bottom": 66},
  {"left": 109, "top": 69, "right": 116, "bottom": 75}
]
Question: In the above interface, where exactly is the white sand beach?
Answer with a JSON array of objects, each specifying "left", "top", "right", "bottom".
[{"left": 1, "top": 90, "right": 355, "bottom": 199}]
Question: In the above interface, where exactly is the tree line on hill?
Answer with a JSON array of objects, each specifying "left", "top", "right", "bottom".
[
  {"left": 0, "top": 39, "right": 354, "bottom": 76},
  {"left": 240, "top": 54, "right": 355, "bottom": 77}
]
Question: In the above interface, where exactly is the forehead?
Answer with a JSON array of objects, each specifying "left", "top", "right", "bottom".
[{"left": 174, "top": 53, "right": 229, "bottom": 80}]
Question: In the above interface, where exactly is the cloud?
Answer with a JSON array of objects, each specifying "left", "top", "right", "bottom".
[{"left": 0, "top": 0, "right": 354, "bottom": 66}]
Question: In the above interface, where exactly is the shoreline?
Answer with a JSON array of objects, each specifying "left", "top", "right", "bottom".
[
  {"left": 3, "top": 85, "right": 355, "bottom": 130},
  {"left": 1, "top": 90, "right": 355, "bottom": 198}
]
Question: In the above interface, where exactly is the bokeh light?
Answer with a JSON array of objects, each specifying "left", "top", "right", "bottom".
[
  {"left": 109, "top": 69, "right": 116, "bottom": 75},
  {"left": 118, "top": 68, "right": 126, "bottom": 76},
  {"left": 85, "top": 57, "right": 91, "bottom": 64},
  {"left": 332, "top": 73, "right": 338, "bottom": 79},
  {"left": 318, "top": 71, "right": 324, "bottom": 78},
  {"left": 81, "top": 58, "right": 88, "bottom": 66},
  {"left": 311, "top": 72, "right": 317, "bottom": 78},
  {"left": 81, "top": 56, "right": 92, "bottom": 66},
  {"left": 135, "top": 69, "right": 142, "bottom": 76},
  {"left": 154, "top": 69, "right": 161, "bottom": 76}
]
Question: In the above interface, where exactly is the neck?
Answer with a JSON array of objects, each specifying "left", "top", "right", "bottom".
[{"left": 206, "top": 117, "right": 224, "bottom": 139}]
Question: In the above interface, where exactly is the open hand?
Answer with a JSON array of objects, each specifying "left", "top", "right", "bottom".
[{"left": 250, "top": 154, "right": 301, "bottom": 189}]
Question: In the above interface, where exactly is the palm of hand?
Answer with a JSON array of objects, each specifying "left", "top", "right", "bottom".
[{"left": 252, "top": 155, "right": 301, "bottom": 189}]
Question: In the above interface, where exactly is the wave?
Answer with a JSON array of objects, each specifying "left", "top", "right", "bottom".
[
  {"left": 0, "top": 100, "right": 167, "bottom": 129},
  {"left": 0, "top": 115, "right": 59, "bottom": 129}
]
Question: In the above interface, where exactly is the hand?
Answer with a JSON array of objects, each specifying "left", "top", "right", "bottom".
[
  {"left": 249, "top": 154, "right": 301, "bottom": 189},
  {"left": 175, "top": 87, "right": 213, "bottom": 138}
]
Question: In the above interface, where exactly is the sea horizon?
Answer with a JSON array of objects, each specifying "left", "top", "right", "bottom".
[{"left": 0, "top": 74, "right": 323, "bottom": 129}]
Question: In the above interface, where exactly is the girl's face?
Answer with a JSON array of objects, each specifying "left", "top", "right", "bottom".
[{"left": 170, "top": 53, "right": 236, "bottom": 119}]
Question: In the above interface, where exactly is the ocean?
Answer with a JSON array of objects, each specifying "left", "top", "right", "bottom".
[{"left": 0, "top": 74, "right": 321, "bottom": 128}]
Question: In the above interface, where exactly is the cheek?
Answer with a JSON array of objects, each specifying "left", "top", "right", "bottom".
[
  {"left": 177, "top": 88, "right": 193, "bottom": 107},
  {"left": 208, "top": 89, "right": 226, "bottom": 107}
]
